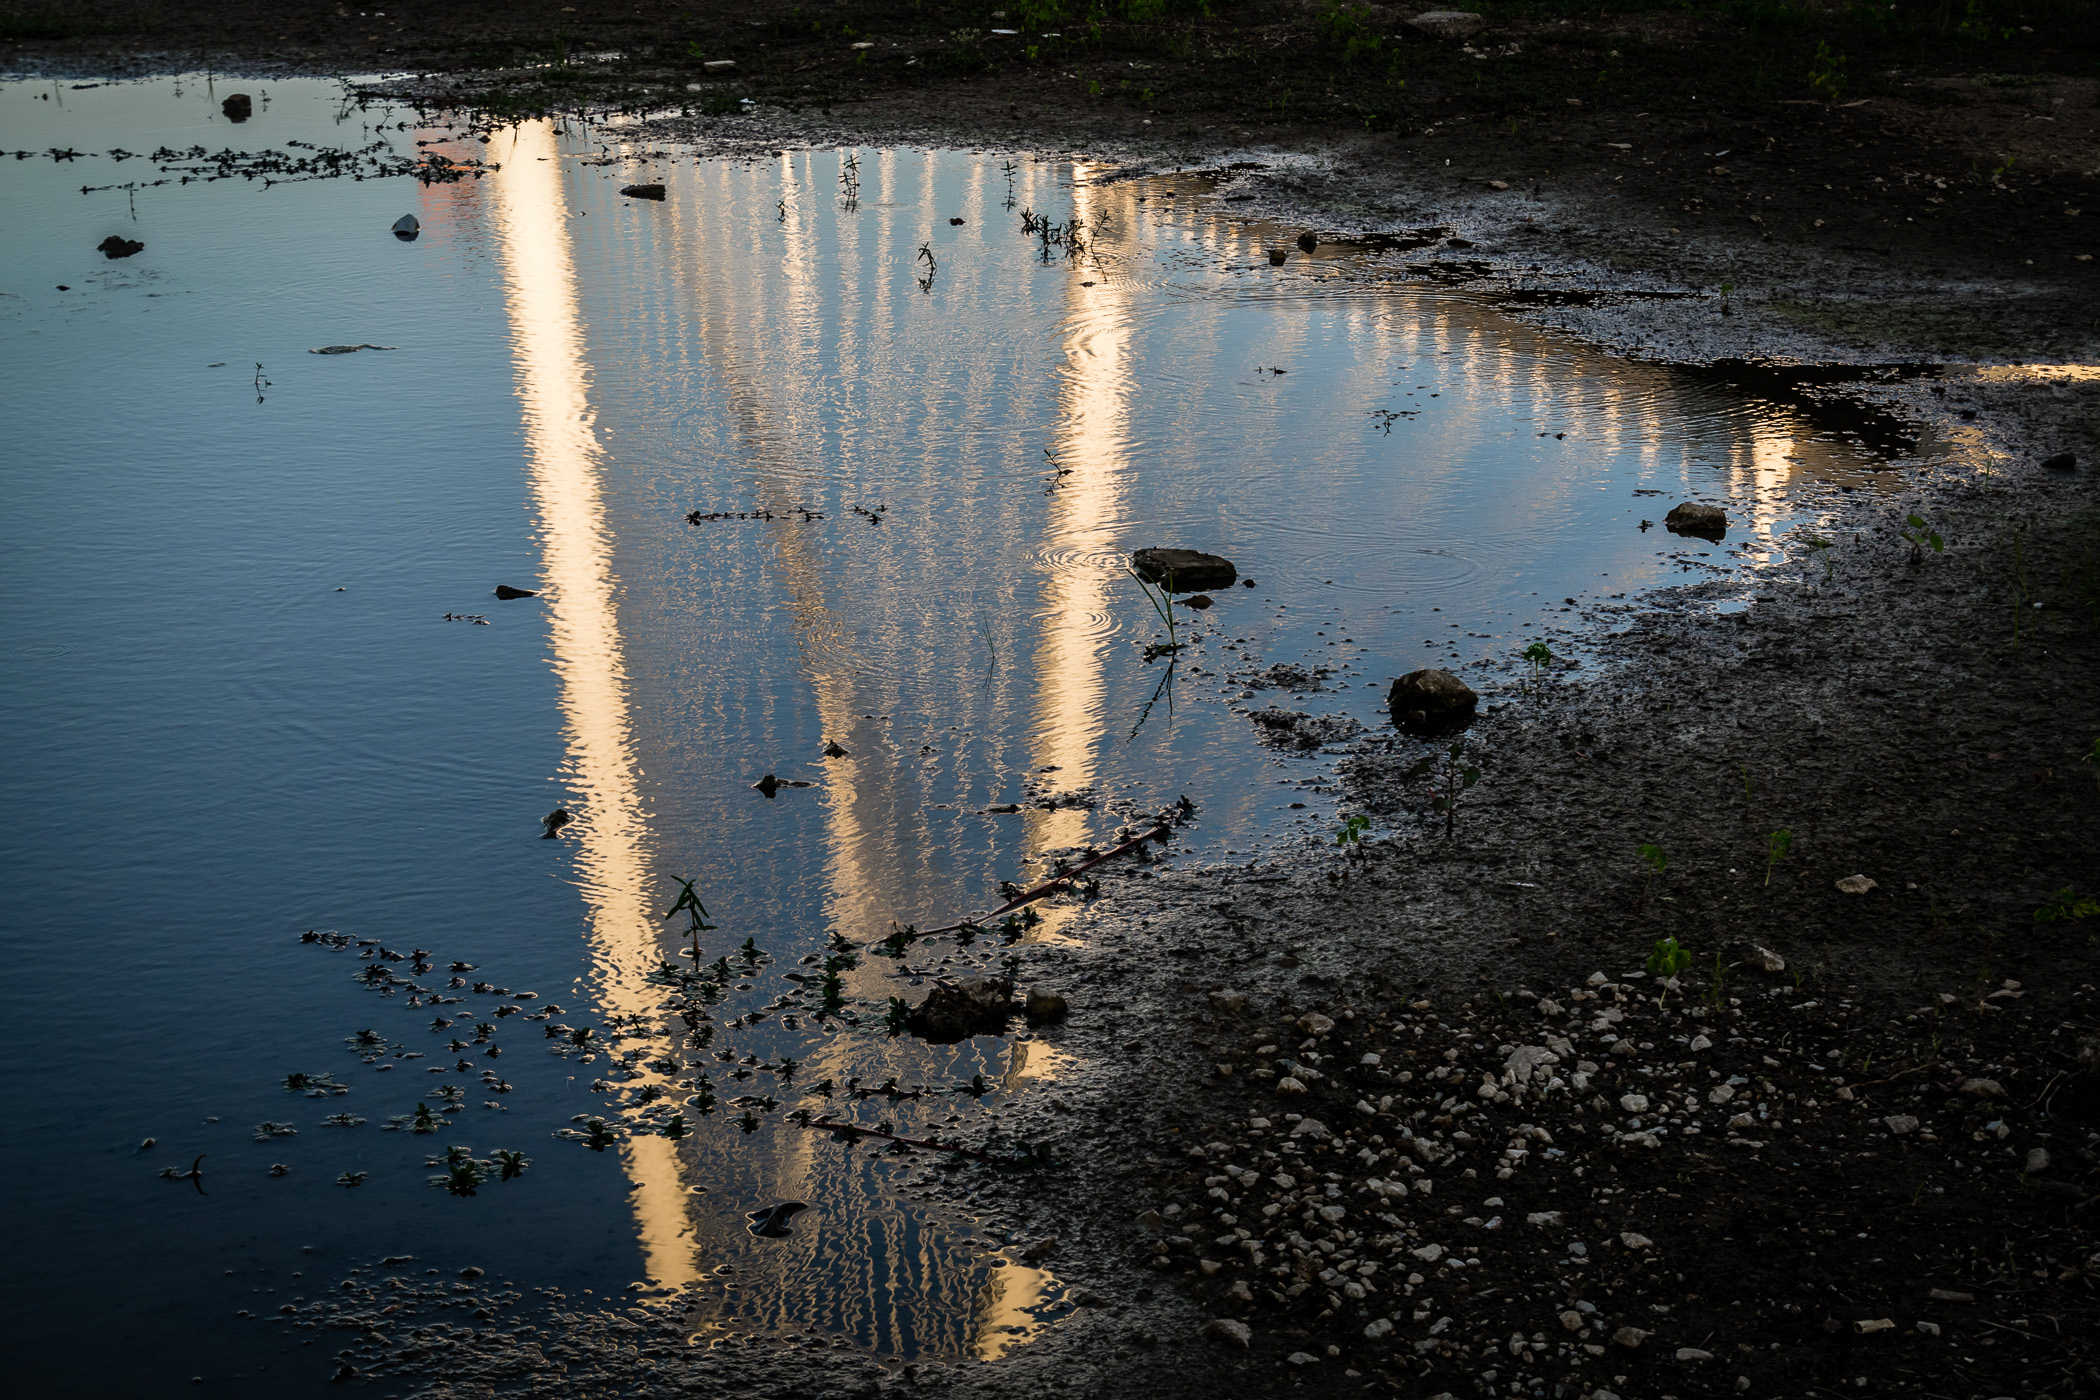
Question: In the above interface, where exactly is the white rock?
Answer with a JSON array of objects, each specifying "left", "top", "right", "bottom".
[
  {"left": 1620, "top": 1094, "right": 1650, "bottom": 1113},
  {"left": 1559, "top": 1310, "right": 1583, "bottom": 1332},
  {"left": 1317, "top": 1205, "right": 1347, "bottom": 1224},
  {"left": 1691, "top": 1034, "right": 1713, "bottom": 1051},
  {"left": 1360, "top": 1053, "right": 1381, "bottom": 1066},
  {"left": 1411, "top": 1243, "right": 1445, "bottom": 1263},
  {"left": 1286, "top": 1350, "right": 1320, "bottom": 1366},
  {"left": 1750, "top": 944, "right": 1786, "bottom": 972},
  {"left": 1620, "top": 1231, "right": 1654, "bottom": 1249},
  {"left": 1408, "top": 10, "right": 1485, "bottom": 39},
  {"left": 1363, "top": 1317, "right": 1393, "bottom": 1340},
  {"left": 1835, "top": 875, "right": 1877, "bottom": 895},
  {"left": 1276, "top": 1076, "right": 1308, "bottom": 1097},
  {"left": 1290, "top": 1117, "right": 1331, "bottom": 1139},
  {"left": 1709, "top": 1084, "right": 1736, "bottom": 1104},
  {"left": 1527, "top": 1211, "right": 1564, "bottom": 1227},
  {"left": 1916, "top": 1320, "right": 1941, "bottom": 1336}
]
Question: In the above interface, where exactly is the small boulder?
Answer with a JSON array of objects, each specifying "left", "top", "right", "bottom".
[
  {"left": 97, "top": 235, "right": 144, "bottom": 259},
  {"left": 392, "top": 214, "right": 420, "bottom": 241},
  {"left": 493, "top": 584, "right": 538, "bottom": 599},
  {"left": 1665, "top": 502, "right": 1728, "bottom": 538},
  {"left": 1613, "top": 1326, "right": 1651, "bottom": 1349},
  {"left": 1131, "top": 547, "right": 1237, "bottom": 592},
  {"left": 1297, "top": 231, "right": 1319, "bottom": 253},
  {"left": 907, "top": 976, "right": 1013, "bottom": 1042},
  {"left": 1024, "top": 987, "right": 1068, "bottom": 1023},
  {"left": 620, "top": 183, "right": 668, "bottom": 201},
  {"left": 1388, "top": 668, "right": 1477, "bottom": 733},
  {"left": 222, "top": 93, "right": 253, "bottom": 122},
  {"left": 1408, "top": 10, "right": 1485, "bottom": 38},
  {"left": 1204, "top": 1317, "right": 1252, "bottom": 1348}
]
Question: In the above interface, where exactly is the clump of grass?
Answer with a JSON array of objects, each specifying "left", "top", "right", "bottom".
[
  {"left": 1637, "top": 842, "right": 1666, "bottom": 907},
  {"left": 1764, "top": 827, "right": 1793, "bottom": 886}
]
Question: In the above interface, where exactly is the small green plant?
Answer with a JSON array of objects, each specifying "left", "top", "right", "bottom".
[
  {"left": 1637, "top": 842, "right": 1666, "bottom": 907},
  {"left": 1764, "top": 827, "right": 1793, "bottom": 887},
  {"left": 1522, "top": 641, "right": 1553, "bottom": 696},
  {"left": 1128, "top": 566, "right": 1179, "bottom": 660},
  {"left": 1899, "top": 513, "right": 1944, "bottom": 566},
  {"left": 1405, "top": 737, "right": 1481, "bottom": 838},
  {"left": 884, "top": 996, "right": 911, "bottom": 1036},
  {"left": 582, "top": 1118, "right": 616, "bottom": 1151},
  {"left": 660, "top": 1112, "right": 690, "bottom": 1140},
  {"left": 1807, "top": 40, "right": 1848, "bottom": 102},
  {"left": 1647, "top": 937, "right": 1692, "bottom": 1002},
  {"left": 1797, "top": 531, "right": 1834, "bottom": 581},
  {"left": 1704, "top": 952, "right": 1726, "bottom": 1011},
  {"left": 1335, "top": 814, "right": 1370, "bottom": 849},
  {"left": 492, "top": 1148, "right": 530, "bottom": 1181},
  {"left": 663, "top": 875, "right": 718, "bottom": 973},
  {"left": 2034, "top": 888, "right": 2099, "bottom": 924}
]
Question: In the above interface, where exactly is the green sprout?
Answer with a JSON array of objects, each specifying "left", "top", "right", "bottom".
[
  {"left": 1704, "top": 952, "right": 1727, "bottom": 1012},
  {"left": 1127, "top": 565, "right": 1180, "bottom": 661},
  {"left": 1647, "top": 937, "right": 1692, "bottom": 1003},
  {"left": 1765, "top": 828, "right": 1794, "bottom": 887},
  {"left": 1637, "top": 843, "right": 1666, "bottom": 907},
  {"left": 884, "top": 996, "right": 911, "bottom": 1037},
  {"left": 492, "top": 1148, "right": 529, "bottom": 1180},
  {"left": 1335, "top": 814, "right": 1370, "bottom": 849},
  {"left": 1405, "top": 737, "right": 1481, "bottom": 838},
  {"left": 660, "top": 1112, "right": 690, "bottom": 1141},
  {"left": 1522, "top": 641, "right": 1553, "bottom": 695},
  {"left": 662, "top": 875, "right": 718, "bottom": 973},
  {"left": 1899, "top": 513, "right": 1944, "bottom": 566}
]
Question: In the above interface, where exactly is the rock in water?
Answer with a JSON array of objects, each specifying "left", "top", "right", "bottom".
[
  {"left": 1024, "top": 987, "right": 1068, "bottom": 1023},
  {"left": 541, "top": 809, "right": 572, "bottom": 839},
  {"left": 222, "top": 93, "right": 253, "bottom": 121},
  {"left": 97, "top": 235, "right": 144, "bottom": 259},
  {"left": 1408, "top": 10, "right": 1485, "bottom": 38},
  {"left": 1297, "top": 231, "right": 1318, "bottom": 252},
  {"left": 1388, "top": 668, "right": 1478, "bottom": 733},
  {"left": 752, "top": 774, "right": 781, "bottom": 798},
  {"left": 620, "top": 183, "right": 667, "bottom": 201},
  {"left": 1664, "top": 502, "right": 1728, "bottom": 538},
  {"left": 392, "top": 214, "right": 420, "bottom": 241},
  {"left": 821, "top": 740, "right": 849, "bottom": 758},
  {"left": 1130, "top": 547, "right": 1237, "bottom": 592},
  {"left": 746, "top": 1201, "right": 807, "bottom": 1237},
  {"left": 493, "top": 584, "right": 538, "bottom": 599},
  {"left": 1179, "top": 594, "right": 1214, "bottom": 610},
  {"left": 906, "top": 976, "right": 1013, "bottom": 1042}
]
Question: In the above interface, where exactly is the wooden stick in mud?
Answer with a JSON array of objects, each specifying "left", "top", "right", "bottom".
[
  {"left": 915, "top": 822, "right": 1172, "bottom": 938},
  {"left": 799, "top": 1117, "right": 1011, "bottom": 1163}
]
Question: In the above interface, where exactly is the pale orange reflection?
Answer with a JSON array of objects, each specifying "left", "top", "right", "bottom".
[{"left": 489, "top": 118, "right": 698, "bottom": 1289}]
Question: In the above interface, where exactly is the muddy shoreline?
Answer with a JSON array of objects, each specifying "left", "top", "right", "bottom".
[{"left": 10, "top": 20, "right": 2098, "bottom": 1398}]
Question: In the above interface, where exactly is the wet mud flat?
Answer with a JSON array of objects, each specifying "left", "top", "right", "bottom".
[{"left": 370, "top": 385, "right": 2100, "bottom": 1399}]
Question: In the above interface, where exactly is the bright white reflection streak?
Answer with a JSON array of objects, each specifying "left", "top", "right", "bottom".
[{"left": 490, "top": 118, "right": 698, "bottom": 1289}]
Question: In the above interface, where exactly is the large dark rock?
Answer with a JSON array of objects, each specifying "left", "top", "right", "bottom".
[
  {"left": 907, "top": 976, "right": 1014, "bottom": 1042},
  {"left": 1131, "top": 548, "right": 1237, "bottom": 592},
  {"left": 1664, "top": 502, "right": 1727, "bottom": 539},
  {"left": 620, "top": 183, "right": 667, "bottom": 201},
  {"left": 97, "top": 235, "right": 144, "bottom": 259},
  {"left": 221, "top": 93, "right": 252, "bottom": 122},
  {"left": 1388, "top": 668, "right": 1478, "bottom": 734}
]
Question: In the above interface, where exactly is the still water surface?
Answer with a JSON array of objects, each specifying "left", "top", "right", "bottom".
[{"left": 0, "top": 75, "right": 1929, "bottom": 1394}]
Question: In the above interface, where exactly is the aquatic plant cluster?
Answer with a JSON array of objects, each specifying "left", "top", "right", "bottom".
[{"left": 24, "top": 139, "right": 496, "bottom": 196}]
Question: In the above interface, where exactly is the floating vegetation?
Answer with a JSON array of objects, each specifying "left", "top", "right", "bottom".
[
  {"left": 323, "top": 1112, "right": 366, "bottom": 1127},
  {"left": 335, "top": 1171, "right": 368, "bottom": 1187},
  {"left": 282, "top": 1071, "right": 348, "bottom": 1097},
  {"left": 252, "top": 1122, "right": 297, "bottom": 1142}
]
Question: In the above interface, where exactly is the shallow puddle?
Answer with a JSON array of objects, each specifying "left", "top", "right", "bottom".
[{"left": 1, "top": 74, "right": 1951, "bottom": 1394}]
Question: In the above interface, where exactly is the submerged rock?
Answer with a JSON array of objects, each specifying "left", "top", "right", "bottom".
[
  {"left": 392, "top": 214, "right": 420, "bottom": 241},
  {"left": 97, "top": 235, "right": 144, "bottom": 259},
  {"left": 493, "top": 584, "right": 538, "bottom": 600},
  {"left": 1665, "top": 502, "right": 1728, "bottom": 538},
  {"left": 1131, "top": 547, "right": 1237, "bottom": 592},
  {"left": 222, "top": 93, "right": 253, "bottom": 121},
  {"left": 541, "top": 809, "right": 572, "bottom": 839},
  {"left": 907, "top": 976, "right": 1014, "bottom": 1042},
  {"left": 620, "top": 183, "right": 667, "bottom": 201},
  {"left": 1388, "top": 668, "right": 1477, "bottom": 733},
  {"left": 821, "top": 740, "right": 849, "bottom": 758},
  {"left": 1024, "top": 987, "right": 1069, "bottom": 1023}
]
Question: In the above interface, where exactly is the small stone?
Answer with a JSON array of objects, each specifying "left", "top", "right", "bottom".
[
  {"left": 1527, "top": 1211, "right": 1564, "bottom": 1227},
  {"left": 1275, "top": 1076, "right": 1308, "bottom": 1097},
  {"left": 1317, "top": 1205, "right": 1347, "bottom": 1224},
  {"left": 1690, "top": 1034, "right": 1713, "bottom": 1051},
  {"left": 1559, "top": 1310, "right": 1583, "bottom": 1332},
  {"left": 1207, "top": 989, "right": 1249, "bottom": 1013},
  {"left": 1363, "top": 1317, "right": 1393, "bottom": 1340},
  {"left": 619, "top": 183, "right": 668, "bottom": 200},
  {"left": 2025, "top": 1147, "right": 2051, "bottom": 1175},
  {"left": 1749, "top": 944, "right": 1786, "bottom": 972},
  {"left": 1928, "top": 1289, "right": 1973, "bottom": 1303},
  {"left": 1227, "top": 1280, "right": 1253, "bottom": 1304},
  {"left": 1300, "top": 1012, "right": 1336, "bottom": 1036},
  {"left": 391, "top": 214, "right": 420, "bottom": 239},
  {"left": 1854, "top": 1318, "right": 1895, "bottom": 1334},
  {"left": 1957, "top": 1078, "right": 2006, "bottom": 1098},
  {"left": 1198, "top": 1258, "right": 1223, "bottom": 1275},
  {"left": 1664, "top": 502, "right": 1728, "bottom": 538},
  {"left": 1204, "top": 1317, "right": 1252, "bottom": 1348},
  {"left": 1289, "top": 1117, "right": 1330, "bottom": 1140},
  {"left": 1613, "top": 1326, "right": 1650, "bottom": 1348},
  {"left": 221, "top": 93, "right": 252, "bottom": 121},
  {"left": 1677, "top": 1347, "right": 1714, "bottom": 1362},
  {"left": 98, "top": 235, "right": 145, "bottom": 259},
  {"left": 1285, "top": 1351, "right": 1320, "bottom": 1367},
  {"left": 1620, "top": 1094, "right": 1650, "bottom": 1113},
  {"left": 1916, "top": 1320, "right": 1941, "bottom": 1336},
  {"left": 1411, "top": 1243, "right": 1445, "bottom": 1263},
  {"left": 1835, "top": 875, "right": 1877, "bottom": 895},
  {"left": 1620, "top": 1232, "right": 1654, "bottom": 1250},
  {"left": 1135, "top": 1208, "right": 1164, "bottom": 1230}
]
